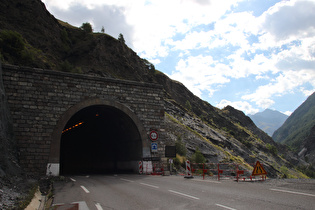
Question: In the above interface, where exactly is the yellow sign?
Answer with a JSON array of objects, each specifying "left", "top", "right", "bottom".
[{"left": 252, "top": 161, "right": 267, "bottom": 176}]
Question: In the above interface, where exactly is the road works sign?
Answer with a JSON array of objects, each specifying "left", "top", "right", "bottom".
[{"left": 252, "top": 161, "right": 267, "bottom": 176}]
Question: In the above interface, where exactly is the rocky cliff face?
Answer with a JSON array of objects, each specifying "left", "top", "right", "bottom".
[
  {"left": 298, "top": 125, "right": 315, "bottom": 166},
  {"left": 164, "top": 102, "right": 303, "bottom": 178}
]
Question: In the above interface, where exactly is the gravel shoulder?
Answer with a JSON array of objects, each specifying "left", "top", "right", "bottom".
[{"left": 256, "top": 178, "right": 315, "bottom": 193}]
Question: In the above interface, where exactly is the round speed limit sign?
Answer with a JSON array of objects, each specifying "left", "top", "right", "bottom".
[{"left": 149, "top": 130, "right": 158, "bottom": 141}]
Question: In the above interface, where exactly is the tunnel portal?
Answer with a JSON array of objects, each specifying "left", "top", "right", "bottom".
[{"left": 60, "top": 105, "right": 142, "bottom": 175}]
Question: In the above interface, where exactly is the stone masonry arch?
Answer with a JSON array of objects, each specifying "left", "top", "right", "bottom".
[{"left": 47, "top": 98, "right": 150, "bottom": 175}]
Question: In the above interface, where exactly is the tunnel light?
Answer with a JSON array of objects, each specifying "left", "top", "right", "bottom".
[{"left": 62, "top": 122, "right": 84, "bottom": 134}]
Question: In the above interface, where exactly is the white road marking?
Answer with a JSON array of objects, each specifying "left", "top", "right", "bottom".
[
  {"left": 95, "top": 203, "right": 103, "bottom": 210},
  {"left": 70, "top": 178, "right": 76, "bottom": 182},
  {"left": 140, "top": 182, "right": 159, "bottom": 188},
  {"left": 80, "top": 185, "right": 90, "bottom": 193},
  {"left": 193, "top": 179, "right": 221, "bottom": 184},
  {"left": 120, "top": 178, "right": 134, "bottom": 182},
  {"left": 270, "top": 188, "right": 315, "bottom": 197},
  {"left": 215, "top": 203, "right": 237, "bottom": 210},
  {"left": 168, "top": 190, "right": 200, "bottom": 200}
]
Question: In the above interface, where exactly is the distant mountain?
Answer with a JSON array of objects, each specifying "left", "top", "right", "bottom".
[
  {"left": 272, "top": 92, "right": 315, "bottom": 156},
  {"left": 248, "top": 109, "right": 288, "bottom": 136}
]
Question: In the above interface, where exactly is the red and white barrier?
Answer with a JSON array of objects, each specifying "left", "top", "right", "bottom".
[
  {"left": 185, "top": 160, "right": 193, "bottom": 178},
  {"left": 138, "top": 161, "right": 143, "bottom": 174}
]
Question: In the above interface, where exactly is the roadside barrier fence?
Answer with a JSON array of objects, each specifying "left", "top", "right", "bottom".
[{"left": 188, "top": 162, "right": 267, "bottom": 181}]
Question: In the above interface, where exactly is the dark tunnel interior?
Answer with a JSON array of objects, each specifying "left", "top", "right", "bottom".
[{"left": 60, "top": 105, "right": 142, "bottom": 175}]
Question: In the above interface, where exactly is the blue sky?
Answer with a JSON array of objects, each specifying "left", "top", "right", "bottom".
[{"left": 42, "top": 0, "right": 315, "bottom": 115}]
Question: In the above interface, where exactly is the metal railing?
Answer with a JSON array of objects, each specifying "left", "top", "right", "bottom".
[{"left": 189, "top": 162, "right": 266, "bottom": 181}]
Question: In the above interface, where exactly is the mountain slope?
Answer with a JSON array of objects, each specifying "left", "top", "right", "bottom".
[
  {"left": 248, "top": 109, "right": 288, "bottom": 136},
  {"left": 0, "top": 0, "right": 307, "bottom": 179},
  {"left": 273, "top": 92, "right": 315, "bottom": 153}
]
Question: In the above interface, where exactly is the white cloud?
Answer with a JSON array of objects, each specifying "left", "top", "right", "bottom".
[
  {"left": 216, "top": 99, "right": 259, "bottom": 115},
  {"left": 130, "top": 0, "right": 245, "bottom": 59},
  {"left": 256, "top": 0, "right": 315, "bottom": 50},
  {"left": 242, "top": 70, "right": 315, "bottom": 108},
  {"left": 169, "top": 55, "right": 231, "bottom": 97},
  {"left": 42, "top": 0, "right": 135, "bottom": 46},
  {"left": 275, "top": 38, "right": 315, "bottom": 71},
  {"left": 300, "top": 87, "right": 315, "bottom": 97},
  {"left": 262, "top": 0, "right": 315, "bottom": 41},
  {"left": 283, "top": 111, "right": 292, "bottom": 116}
]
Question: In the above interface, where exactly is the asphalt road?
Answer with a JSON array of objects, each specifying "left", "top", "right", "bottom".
[{"left": 52, "top": 175, "right": 315, "bottom": 210}]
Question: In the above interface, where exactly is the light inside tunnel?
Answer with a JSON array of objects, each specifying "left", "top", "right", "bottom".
[
  {"left": 60, "top": 105, "right": 142, "bottom": 175},
  {"left": 62, "top": 122, "right": 84, "bottom": 134}
]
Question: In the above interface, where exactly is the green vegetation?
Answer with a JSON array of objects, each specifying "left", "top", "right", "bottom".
[
  {"left": 80, "top": 22, "right": 93, "bottom": 33},
  {"left": 173, "top": 154, "right": 186, "bottom": 170},
  {"left": 60, "top": 28, "right": 71, "bottom": 52},
  {"left": 192, "top": 147, "right": 206, "bottom": 163},
  {"left": 185, "top": 100, "right": 192, "bottom": 112},
  {"left": 0, "top": 30, "right": 25, "bottom": 59},
  {"left": 280, "top": 165, "right": 294, "bottom": 178},
  {"left": 297, "top": 165, "right": 315, "bottom": 178},
  {"left": 0, "top": 30, "right": 49, "bottom": 68},
  {"left": 59, "top": 60, "right": 82, "bottom": 74},
  {"left": 266, "top": 143, "right": 278, "bottom": 155},
  {"left": 175, "top": 136, "right": 187, "bottom": 157}
]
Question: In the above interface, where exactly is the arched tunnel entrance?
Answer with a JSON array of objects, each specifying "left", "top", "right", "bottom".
[{"left": 60, "top": 105, "right": 142, "bottom": 175}]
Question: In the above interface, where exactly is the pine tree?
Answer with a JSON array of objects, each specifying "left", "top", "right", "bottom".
[{"left": 118, "top": 33, "right": 125, "bottom": 44}]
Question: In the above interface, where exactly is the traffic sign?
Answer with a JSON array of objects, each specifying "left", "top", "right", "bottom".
[
  {"left": 252, "top": 161, "right": 267, "bottom": 176},
  {"left": 151, "top": 142, "right": 158, "bottom": 152},
  {"left": 149, "top": 130, "right": 158, "bottom": 141}
]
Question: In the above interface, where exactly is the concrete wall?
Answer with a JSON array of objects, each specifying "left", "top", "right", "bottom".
[{"left": 1, "top": 64, "right": 165, "bottom": 175}]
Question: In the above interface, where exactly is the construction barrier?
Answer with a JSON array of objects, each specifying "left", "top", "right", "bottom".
[
  {"left": 185, "top": 160, "right": 193, "bottom": 178},
  {"left": 151, "top": 163, "right": 164, "bottom": 175},
  {"left": 138, "top": 161, "right": 143, "bottom": 174},
  {"left": 190, "top": 162, "right": 267, "bottom": 181},
  {"left": 139, "top": 161, "right": 164, "bottom": 175}
]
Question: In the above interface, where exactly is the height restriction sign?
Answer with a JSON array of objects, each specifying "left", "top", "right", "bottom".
[{"left": 149, "top": 130, "right": 158, "bottom": 141}]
